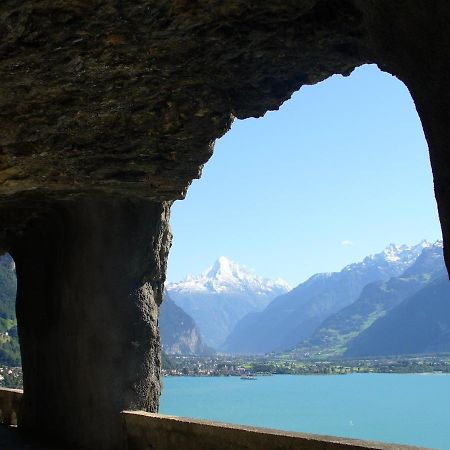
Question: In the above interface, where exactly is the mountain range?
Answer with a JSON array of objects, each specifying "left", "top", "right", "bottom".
[
  {"left": 292, "top": 241, "right": 445, "bottom": 358},
  {"left": 222, "top": 241, "right": 433, "bottom": 354},
  {"left": 0, "top": 241, "right": 449, "bottom": 362},
  {"left": 166, "top": 256, "right": 290, "bottom": 348}
]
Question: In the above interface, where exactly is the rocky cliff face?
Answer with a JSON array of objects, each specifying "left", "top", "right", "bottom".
[
  {"left": 160, "top": 294, "right": 212, "bottom": 355},
  {"left": 0, "top": 1, "right": 365, "bottom": 204}
]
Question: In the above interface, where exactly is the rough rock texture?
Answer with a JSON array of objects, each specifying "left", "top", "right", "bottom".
[
  {"left": 10, "top": 197, "right": 171, "bottom": 450},
  {"left": 0, "top": 0, "right": 364, "bottom": 205},
  {"left": 1, "top": 0, "right": 449, "bottom": 259},
  {"left": 0, "top": 1, "right": 449, "bottom": 449}
]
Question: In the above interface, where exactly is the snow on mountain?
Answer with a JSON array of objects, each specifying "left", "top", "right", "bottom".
[
  {"left": 222, "top": 240, "right": 440, "bottom": 355},
  {"left": 167, "top": 256, "right": 291, "bottom": 296},
  {"left": 166, "top": 257, "right": 290, "bottom": 348},
  {"left": 344, "top": 240, "right": 432, "bottom": 274}
]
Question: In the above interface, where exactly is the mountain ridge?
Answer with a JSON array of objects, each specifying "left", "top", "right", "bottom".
[
  {"left": 222, "top": 241, "right": 436, "bottom": 354},
  {"left": 345, "top": 274, "right": 450, "bottom": 357},
  {"left": 292, "top": 241, "right": 445, "bottom": 358}
]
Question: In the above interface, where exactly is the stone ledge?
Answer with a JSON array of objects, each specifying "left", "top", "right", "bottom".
[
  {"left": 122, "top": 411, "right": 432, "bottom": 450},
  {"left": 0, "top": 387, "right": 23, "bottom": 426}
]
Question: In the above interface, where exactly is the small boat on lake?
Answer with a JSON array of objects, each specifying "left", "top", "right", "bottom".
[{"left": 240, "top": 374, "right": 257, "bottom": 380}]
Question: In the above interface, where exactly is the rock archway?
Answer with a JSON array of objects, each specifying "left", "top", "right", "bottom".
[{"left": 0, "top": 1, "right": 449, "bottom": 448}]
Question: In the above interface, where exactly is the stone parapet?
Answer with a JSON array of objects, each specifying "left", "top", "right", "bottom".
[{"left": 122, "top": 411, "right": 431, "bottom": 450}]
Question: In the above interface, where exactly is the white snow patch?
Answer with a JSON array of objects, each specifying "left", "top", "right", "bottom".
[{"left": 167, "top": 256, "right": 291, "bottom": 296}]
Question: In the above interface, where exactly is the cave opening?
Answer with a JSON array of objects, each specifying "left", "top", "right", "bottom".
[{"left": 159, "top": 65, "right": 447, "bottom": 447}]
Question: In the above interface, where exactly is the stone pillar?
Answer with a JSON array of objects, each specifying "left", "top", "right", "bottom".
[{"left": 10, "top": 196, "right": 171, "bottom": 450}]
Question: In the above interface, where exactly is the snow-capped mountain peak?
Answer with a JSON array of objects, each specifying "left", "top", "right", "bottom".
[
  {"left": 377, "top": 240, "right": 431, "bottom": 267},
  {"left": 166, "top": 257, "right": 291, "bottom": 348},
  {"left": 167, "top": 257, "right": 290, "bottom": 296},
  {"left": 431, "top": 240, "right": 444, "bottom": 249},
  {"left": 341, "top": 239, "right": 435, "bottom": 275},
  {"left": 204, "top": 256, "right": 249, "bottom": 282},
  {"left": 382, "top": 239, "right": 432, "bottom": 262}
]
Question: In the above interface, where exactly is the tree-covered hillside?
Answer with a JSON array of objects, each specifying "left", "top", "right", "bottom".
[
  {"left": 0, "top": 253, "right": 20, "bottom": 366},
  {"left": 345, "top": 276, "right": 450, "bottom": 357}
]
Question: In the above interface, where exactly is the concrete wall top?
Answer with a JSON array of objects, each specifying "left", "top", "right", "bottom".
[{"left": 122, "top": 411, "right": 432, "bottom": 450}]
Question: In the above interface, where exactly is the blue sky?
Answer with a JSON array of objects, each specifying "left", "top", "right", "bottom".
[{"left": 167, "top": 64, "right": 442, "bottom": 286}]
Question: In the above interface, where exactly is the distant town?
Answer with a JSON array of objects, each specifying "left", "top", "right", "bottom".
[
  {"left": 2, "top": 354, "right": 450, "bottom": 390},
  {"left": 161, "top": 354, "right": 450, "bottom": 377}
]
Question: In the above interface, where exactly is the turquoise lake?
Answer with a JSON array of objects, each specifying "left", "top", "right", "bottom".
[{"left": 159, "top": 374, "right": 450, "bottom": 450}]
